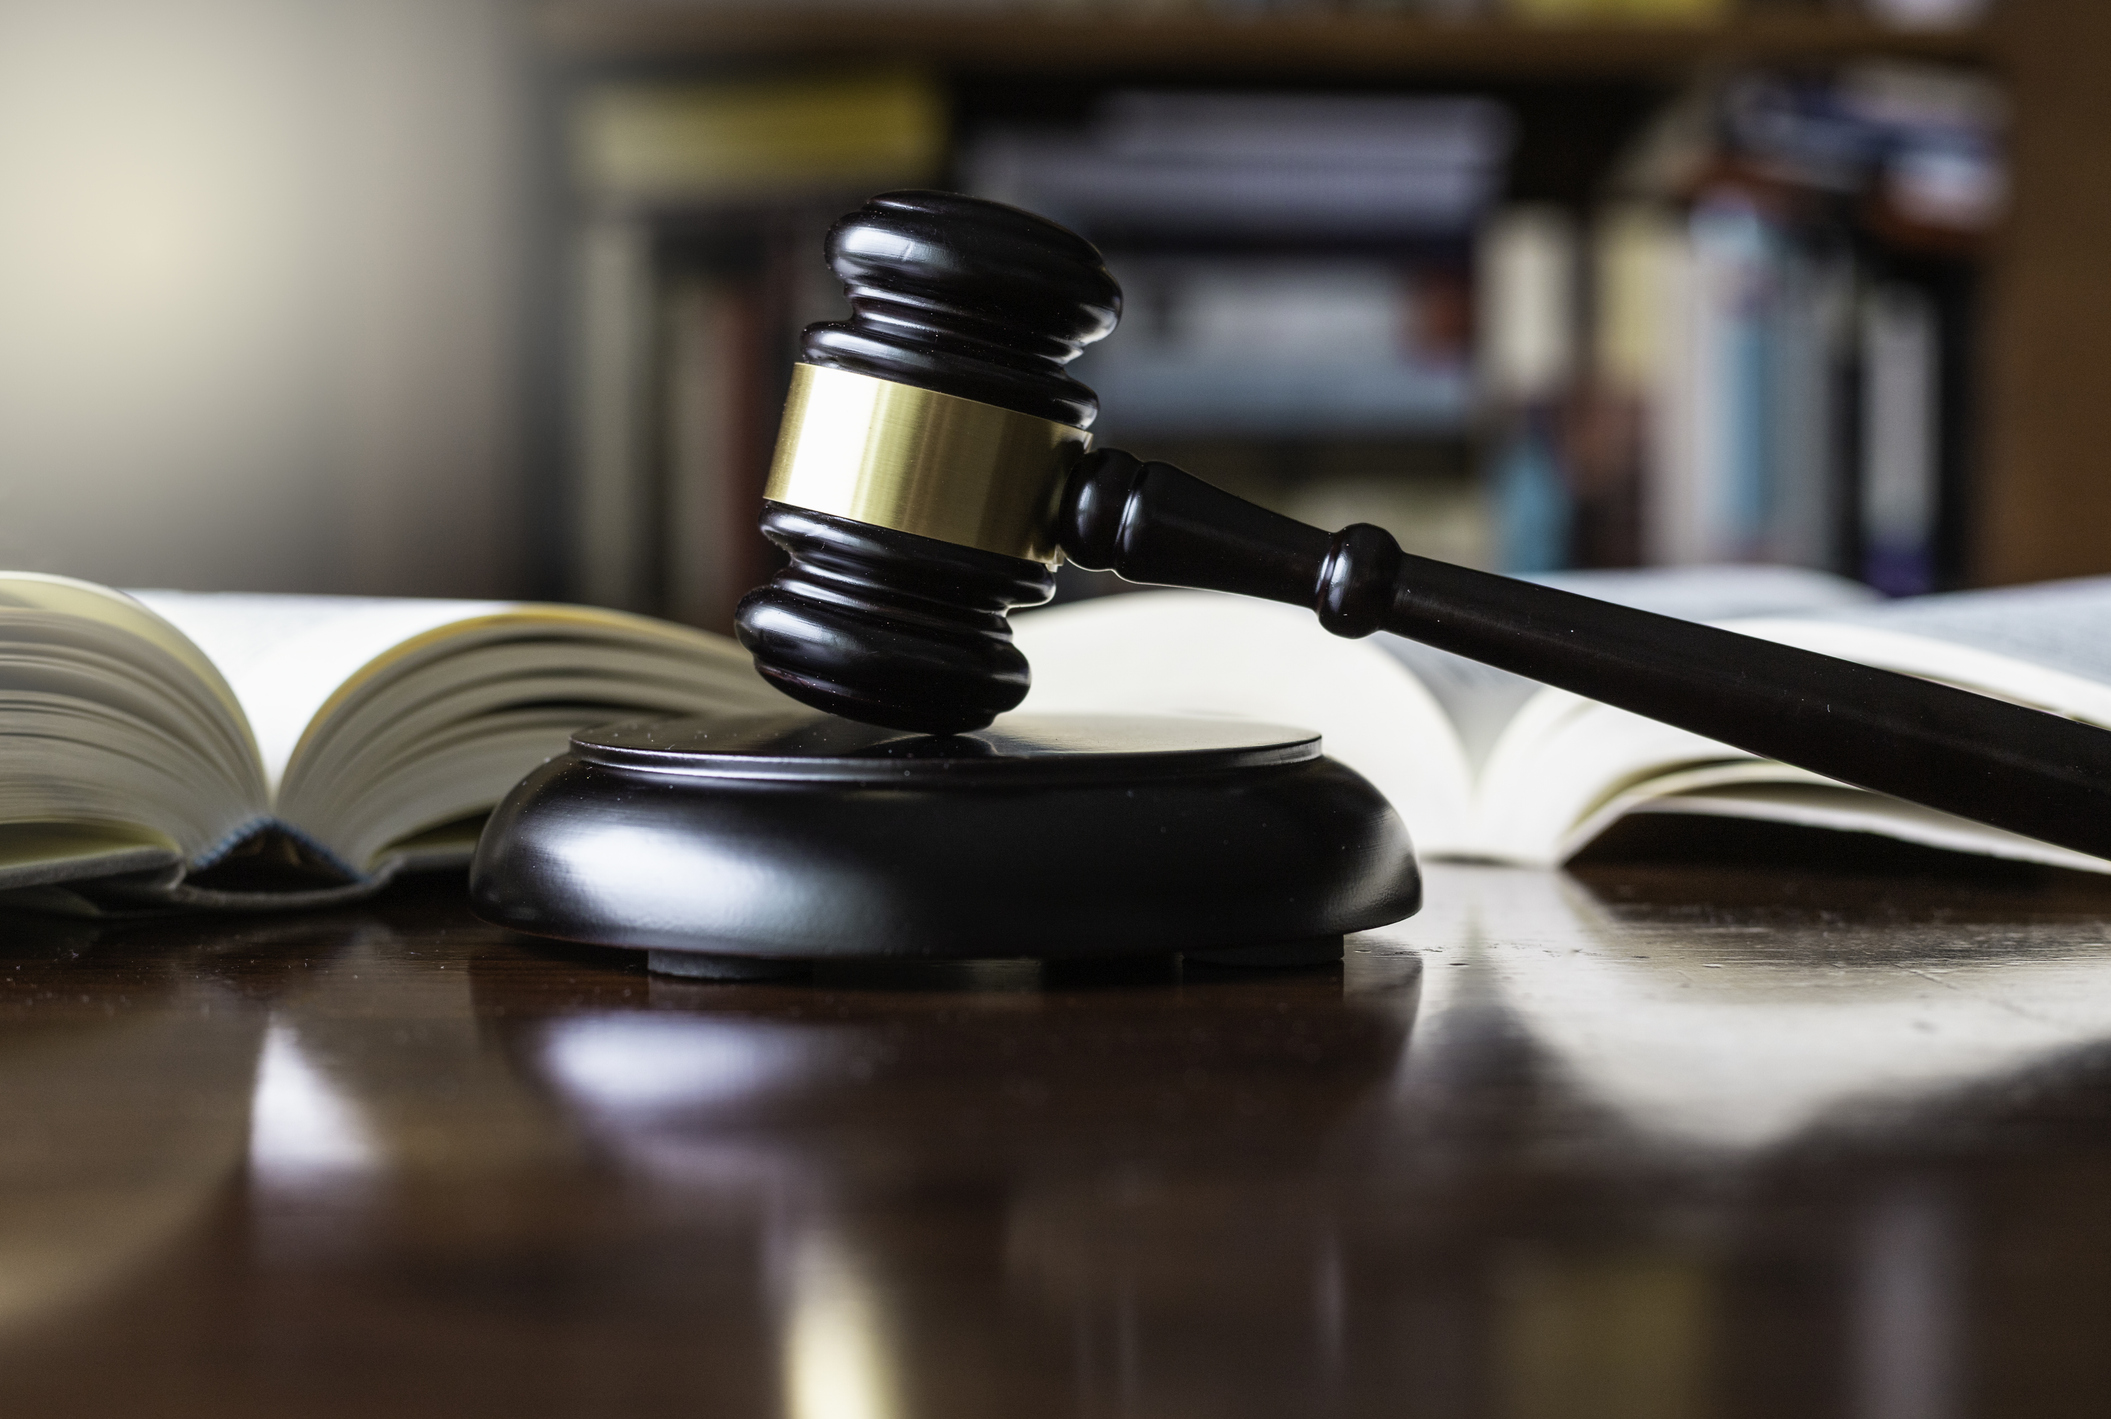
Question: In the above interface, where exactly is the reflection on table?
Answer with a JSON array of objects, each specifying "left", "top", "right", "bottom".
[{"left": 0, "top": 856, "right": 2106, "bottom": 1417}]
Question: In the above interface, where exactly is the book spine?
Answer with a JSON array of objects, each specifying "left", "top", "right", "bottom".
[
  {"left": 571, "top": 215, "right": 655, "bottom": 613},
  {"left": 1765, "top": 242, "right": 1855, "bottom": 574},
  {"left": 1479, "top": 206, "right": 1578, "bottom": 573},
  {"left": 732, "top": 281, "right": 776, "bottom": 627},
  {"left": 1636, "top": 213, "right": 1704, "bottom": 568},
  {"left": 660, "top": 277, "right": 743, "bottom": 631},
  {"left": 1858, "top": 282, "right": 1942, "bottom": 597},
  {"left": 656, "top": 212, "right": 848, "bottom": 633},
  {"left": 1635, "top": 196, "right": 1863, "bottom": 577},
  {"left": 560, "top": 70, "right": 945, "bottom": 618},
  {"left": 1686, "top": 196, "right": 1780, "bottom": 566},
  {"left": 1574, "top": 204, "right": 1674, "bottom": 569}
]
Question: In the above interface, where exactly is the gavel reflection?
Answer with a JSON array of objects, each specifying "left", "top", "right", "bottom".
[
  {"left": 734, "top": 190, "right": 2111, "bottom": 861},
  {"left": 482, "top": 956, "right": 1418, "bottom": 1414}
]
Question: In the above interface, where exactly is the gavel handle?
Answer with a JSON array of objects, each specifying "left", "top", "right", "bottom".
[{"left": 1059, "top": 449, "right": 2111, "bottom": 861}]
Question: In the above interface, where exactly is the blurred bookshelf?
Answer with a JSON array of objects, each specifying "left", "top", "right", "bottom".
[
  {"left": 537, "top": 9, "right": 1994, "bottom": 75},
  {"left": 526, "top": 0, "right": 2111, "bottom": 628}
]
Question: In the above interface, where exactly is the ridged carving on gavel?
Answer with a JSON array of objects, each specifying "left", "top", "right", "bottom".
[
  {"left": 1060, "top": 449, "right": 1407, "bottom": 640},
  {"left": 802, "top": 190, "right": 1119, "bottom": 426},
  {"left": 734, "top": 192, "right": 1121, "bottom": 735}
]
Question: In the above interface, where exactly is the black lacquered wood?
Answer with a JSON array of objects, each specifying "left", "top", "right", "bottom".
[
  {"left": 470, "top": 711, "right": 1420, "bottom": 963},
  {"left": 800, "top": 190, "right": 1121, "bottom": 428},
  {"left": 734, "top": 503, "right": 1055, "bottom": 735},
  {"left": 572, "top": 709, "right": 1321, "bottom": 781},
  {"left": 735, "top": 191, "right": 1118, "bottom": 729},
  {"left": 1060, "top": 449, "right": 2111, "bottom": 861}
]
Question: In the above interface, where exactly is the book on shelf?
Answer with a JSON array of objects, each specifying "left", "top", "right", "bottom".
[
  {"left": 1579, "top": 61, "right": 1998, "bottom": 585},
  {"left": 965, "top": 92, "right": 1512, "bottom": 241},
  {"left": 965, "top": 88, "right": 1501, "bottom": 442},
  {"left": 1624, "top": 190, "right": 1857, "bottom": 572},
  {"left": 567, "top": 70, "right": 944, "bottom": 209},
  {"left": 9, "top": 563, "right": 2110, "bottom": 916},
  {"left": 564, "top": 68, "right": 937, "bottom": 628},
  {"left": 1858, "top": 279, "right": 1942, "bottom": 596},
  {"left": 1072, "top": 255, "right": 1472, "bottom": 436},
  {"left": 1479, "top": 205, "right": 1580, "bottom": 574},
  {"left": 572, "top": 215, "right": 656, "bottom": 614},
  {"left": 661, "top": 273, "right": 766, "bottom": 632}
]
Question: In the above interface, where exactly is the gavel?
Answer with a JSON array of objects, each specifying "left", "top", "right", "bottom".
[{"left": 734, "top": 190, "right": 2111, "bottom": 862}]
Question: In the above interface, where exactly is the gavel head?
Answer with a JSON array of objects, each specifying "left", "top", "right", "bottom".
[{"left": 733, "top": 190, "right": 1122, "bottom": 735}]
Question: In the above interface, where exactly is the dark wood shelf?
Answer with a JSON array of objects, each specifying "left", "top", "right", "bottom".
[{"left": 538, "top": 6, "right": 1996, "bottom": 77}]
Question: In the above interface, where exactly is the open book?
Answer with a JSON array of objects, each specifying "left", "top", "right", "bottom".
[
  {"left": 1013, "top": 567, "right": 2111, "bottom": 876},
  {"left": 0, "top": 576, "right": 781, "bottom": 911},
  {"left": 6, "top": 564, "right": 2107, "bottom": 913}
]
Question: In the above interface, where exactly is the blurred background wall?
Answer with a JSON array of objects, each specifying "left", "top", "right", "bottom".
[
  {"left": 0, "top": 0, "right": 526, "bottom": 596},
  {"left": 0, "top": 0, "right": 2101, "bottom": 617}
]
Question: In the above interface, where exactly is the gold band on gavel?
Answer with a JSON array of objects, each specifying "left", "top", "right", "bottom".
[{"left": 763, "top": 363, "right": 1093, "bottom": 566}]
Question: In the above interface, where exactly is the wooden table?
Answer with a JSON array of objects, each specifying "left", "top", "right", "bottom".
[{"left": 3, "top": 848, "right": 2110, "bottom": 1417}]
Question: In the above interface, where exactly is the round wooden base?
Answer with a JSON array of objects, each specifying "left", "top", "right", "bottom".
[{"left": 470, "top": 711, "right": 1419, "bottom": 975}]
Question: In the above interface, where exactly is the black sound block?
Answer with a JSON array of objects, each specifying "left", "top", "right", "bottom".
[{"left": 469, "top": 711, "right": 1420, "bottom": 976}]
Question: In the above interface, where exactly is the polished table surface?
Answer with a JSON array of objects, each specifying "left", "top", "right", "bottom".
[{"left": 4, "top": 851, "right": 2111, "bottom": 1417}]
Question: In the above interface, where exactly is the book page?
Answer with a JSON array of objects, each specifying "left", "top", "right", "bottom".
[
  {"left": 1371, "top": 643, "right": 1539, "bottom": 775},
  {"left": 1473, "top": 689, "right": 1771, "bottom": 863},
  {"left": 131, "top": 593, "right": 515, "bottom": 795},
  {"left": 1381, "top": 564, "right": 1875, "bottom": 771},
  {"left": 1808, "top": 575, "right": 2111, "bottom": 686},
  {"left": 1475, "top": 574, "right": 2111, "bottom": 868},
  {"left": 1015, "top": 591, "right": 1478, "bottom": 855},
  {"left": 0, "top": 575, "right": 247, "bottom": 729},
  {"left": 0, "top": 577, "right": 268, "bottom": 870},
  {"left": 1626, "top": 784, "right": 2111, "bottom": 875},
  {"left": 276, "top": 614, "right": 779, "bottom": 870}
]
